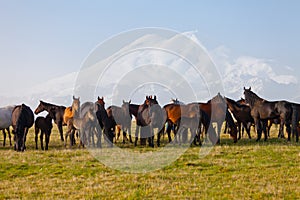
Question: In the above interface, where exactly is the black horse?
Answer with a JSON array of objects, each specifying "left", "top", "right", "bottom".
[
  {"left": 11, "top": 104, "right": 34, "bottom": 151},
  {"left": 35, "top": 114, "right": 53, "bottom": 150},
  {"left": 244, "top": 87, "right": 292, "bottom": 141},
  {"left": 35, "top": 101, "right": 66, "bottom": 142},
  {"left": 95, "top": 97, "right": 116, "bottom": 147}
]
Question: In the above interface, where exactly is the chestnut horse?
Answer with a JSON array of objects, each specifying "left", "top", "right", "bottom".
[{"left": 199, "top": 93, "right": 237, "bottom": 143}]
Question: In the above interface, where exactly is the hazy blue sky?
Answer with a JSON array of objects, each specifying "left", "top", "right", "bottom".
[{"left": 0, "top": 0, "right": 300, "bottom": 102}]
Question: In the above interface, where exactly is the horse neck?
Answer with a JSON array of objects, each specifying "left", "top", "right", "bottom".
[
  {"left": 226, "top": 98, "right": 240, "bottom": 113},
  {"left": 129, "top": 104, "right": 139, "bottom": 117}
]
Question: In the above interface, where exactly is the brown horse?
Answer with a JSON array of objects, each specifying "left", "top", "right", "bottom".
[
  {"left": 35, "top": 101, "right": 66, "bottom": 142},
  {"left": 109, "top": 100, "right": 133, "bottom": 144},
  {"left": 244, "top": 87, "right": 292, "bottom": 141},
  {"left": 225, "top": 97, "right": 253, "bottom": 139},
  {"left": 199, "top": 93, "right": 232, "bottom": 143},
  {"left": 163, "top": 103, "right": 214, "bottom": 145}
]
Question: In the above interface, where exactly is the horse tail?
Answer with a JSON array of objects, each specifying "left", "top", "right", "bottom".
[{"left": 291, "top": 104, "right": 299, "bottom": 141}]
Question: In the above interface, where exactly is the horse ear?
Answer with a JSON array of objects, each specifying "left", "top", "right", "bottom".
[
  {"left": 154, "top": 95, "right": 156, "bottom": 100},
  {"left": 73, "top": 95, "right": 75, "bottom": 100},
  {"left": 98, "top": 96, "right": 100, "bottom": 100},
  {"left": 249, "top": 87, "right": 251, "bottom": 90},
  {"left": 102, "top": 96, "right": 104, "bottom": 100},
  {"left": 243, "top": 87, "right": 246, "bottom": 90},
  {"left": 123, "top": 100, "right": 125, "bottom": 104},
  {"left": 129, "top": 100, "right": 131, "bottom": 104}
]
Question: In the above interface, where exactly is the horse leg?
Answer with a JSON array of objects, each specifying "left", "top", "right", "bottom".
[
  {"left": 216, "top": 123, "right": 221, "bottom": 144},
  {"left": 255, "top": 119, "right": 262, "bottom": 142},
  {"left": 57, "top": 121, "right": 64, "bottom": 142},
  {"left": 134, "top": 126, "right": 139, "bottom": 147},
  {"left": 7, "top": 128, "right": 12, "bottom": 146},
  {"left": 262, "top": 120, "right": 268, "bottom": 141},
  {"left": 246, "top": 122, "right": 252, "bottom": 139},
  {"left": 278, "top": 118, "right": 285, "bottom": 138},
  {"left": 40, "top": 131, "right": 44, "bottom": 150},
  {"left": 35, "top": 127, "right": 39, "bottom": 149},
  {"left": 223, "top": 121, "right": 228, "bottom": 134},
  {"left": 2, "top": 129, "right": 6, "bottom": 146},
  {"left": 45, "top": 133, "right": 50, "bottom": 150},
  {"left": 238, "top": 122, "right": 242, "bottom": 140}
]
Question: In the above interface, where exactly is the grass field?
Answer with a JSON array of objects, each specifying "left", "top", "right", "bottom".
[{"left": 0, "top": 125, "right": 299, "bottom": 199}]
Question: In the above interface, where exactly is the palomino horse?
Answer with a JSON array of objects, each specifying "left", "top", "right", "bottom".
[
  {"left": 35, "top": 101, "right": 66, "bottom": 142},
  {"left": 225, "top": 97, "right": 253, "bottom": 139},
  {"left": 35, "top": 114, "right": 53, "bottom": 150},
  {"left": 0, "top": 105, "right": 15, "bottom": 146},
  {"left": 96, "top": 97, "right": 116, "bottom": 147},
  {"left": 11, "top": 104, "right": 34, "bottom": 151},
  {"left": 244, "top": 87, "right": 292, "bottom": 141}
]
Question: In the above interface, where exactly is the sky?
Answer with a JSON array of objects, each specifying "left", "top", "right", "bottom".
[{"left": 0, "top": 0, "right": 300, "bottom": 107}]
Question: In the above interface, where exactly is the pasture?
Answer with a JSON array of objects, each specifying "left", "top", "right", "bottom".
[{"left": 0, "top": 125, "right": 299, "bottom": 199}]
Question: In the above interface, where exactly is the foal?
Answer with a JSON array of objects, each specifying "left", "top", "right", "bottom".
[{"left": 35, "top": 114, "right": 53, "bottom": 150}]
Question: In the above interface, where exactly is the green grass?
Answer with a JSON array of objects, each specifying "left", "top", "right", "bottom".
[{"left": 0, "top": 125, "right": 299, "bottom": 199}]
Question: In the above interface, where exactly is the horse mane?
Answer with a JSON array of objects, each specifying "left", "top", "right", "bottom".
[
  {"left": 40, "top": 100, "right": 66, "bottom": 110},
  {"left": 15, "top": 104, "right": 28, "bottom": 135},
  {"left": 244, "top": 89, "right": 264, "bottom": 107}
]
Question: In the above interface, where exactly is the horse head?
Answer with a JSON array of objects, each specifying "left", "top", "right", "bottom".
[
  {"left": 97, "top": 96, "right": 105, "bottom": 107},
  {"left": 34, "top": 100, "right": 46, "bottom": 114},
  {"left": 72, "top": 96, "right": 80, "bottom": 114}
]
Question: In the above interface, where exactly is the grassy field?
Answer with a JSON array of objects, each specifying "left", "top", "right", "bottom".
[{"left": 0, "top": 125, "right": 299, "bottom": 199}]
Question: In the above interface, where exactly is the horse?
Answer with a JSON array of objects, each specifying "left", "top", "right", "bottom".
[
  {"left": 108, "top": 100, "right": 133, "bottom": 144},
  {"left": 267, "top": 117, "right": 281, "bottom": 137},
  {"left": 243, "top": 87, "right": 292, "bottom": 141},
  {"left": 291, "top": 103, "right": 300, "bottom": 142},
  {"left": 225, "top": 97, "right": 253, "bottom": 139},
  {"left": 80, "top": 101, "right": 102, "bottom": 147},
  {"left": 134, "top": 95, "right": 165, "bottom": 147},
  {"left": 96, "top": 97, "right": 116, "bottom": 147},
  {"left": 198, "top": 93, "right": 229, "bottom": 143},
  {"left": 35, "top": 114, "right": 53, "bottom": 150},
  {"left": 65, "top": 96, "right": 99, "bottom": 148},
  {"left": 163, "top": 102, "right": 215, "bottom": 145},
  {"left": 11, "top": 104, "right": 34, "bottom": 151},
  {"left": 34, "top": 101, "right": 66, "bottom": 142},
  {"left": 127, "top": 103, "right": 141, "bottom": 146},
  {"left": 0, "top": 105, "right": 15, "bottom": 146}
]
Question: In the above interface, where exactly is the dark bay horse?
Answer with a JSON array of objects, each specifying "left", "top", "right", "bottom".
[
  {"left": 244, "top": 87, "right": 292, "bottom": 141},
  {"left": 136, "top": 95, "right": 165, "bottom": 147},
  {"left": 12, "top": 104, "right": 34, "bottom": 151},
  {"left": 225, "top": 97, "right": 253, "bottom": 139},
  {"left": 34, "top": 101, "right": 66, "bottom": 142},
  {"left": 35, "top": 114, "right": 53, "bottom": 150},
  {"left": 107, "top": 100, "right": 132, "bottom": 144},
  {"left": 96, "top": 97, "right": 116, "bottom": 147}
]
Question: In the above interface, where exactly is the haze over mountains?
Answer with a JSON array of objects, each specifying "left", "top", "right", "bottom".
[{"left": 0, "top": 32, "right": 298, "bottom": 110}]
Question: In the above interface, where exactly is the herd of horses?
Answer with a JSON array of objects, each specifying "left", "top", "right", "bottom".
[{"left": 0, "top": 87, "right": 299, "bottom": 152}]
